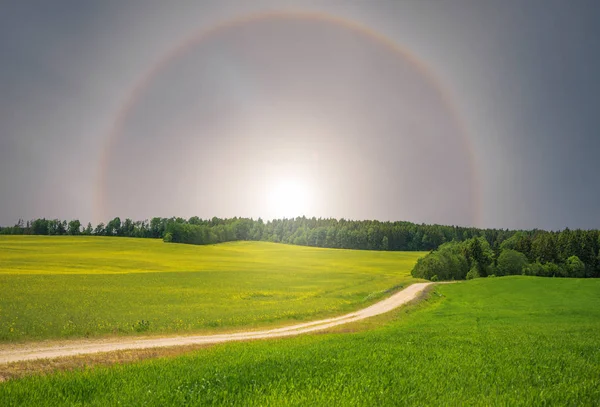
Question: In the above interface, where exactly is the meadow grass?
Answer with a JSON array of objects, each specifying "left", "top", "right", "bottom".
[
  {"left": 1, "top": 276, "right": 598, "bottom": 406},
  {"left": 0, "top": 236, "right": 424, "bottom": 342}
]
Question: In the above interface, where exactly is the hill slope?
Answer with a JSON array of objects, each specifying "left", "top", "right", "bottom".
[
  {"left": 0, "top": 236, "right": 425, "bottom": 342},
  {"left": 2, "top": 277, "right": 598, "bottom": 405}
]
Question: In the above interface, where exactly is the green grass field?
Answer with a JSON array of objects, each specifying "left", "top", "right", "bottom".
[
  {"left": 2, "top": 277, "right": 598, "bottom": 406},
  {"left": 0, "top": 236, "right": 425, "bottom": 342}
]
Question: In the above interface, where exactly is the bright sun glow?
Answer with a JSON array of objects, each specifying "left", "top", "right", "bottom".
[{"left": 267, "top": 179, "right": 312, "bottom": 219}]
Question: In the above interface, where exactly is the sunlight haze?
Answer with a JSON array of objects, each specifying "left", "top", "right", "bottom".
[{"left": 1, "top": 1, "right": 599, "bottom": 229}]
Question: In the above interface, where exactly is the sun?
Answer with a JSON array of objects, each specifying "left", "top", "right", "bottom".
[{"left": 267, "top": 178, "right": 312, "bottom": 219}]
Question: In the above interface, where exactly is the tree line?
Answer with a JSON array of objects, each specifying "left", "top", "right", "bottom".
[
  {"left": 0, "top": 216, "right": 517, "bottom": 250},
  {"left": 2, "top": 216, "right": 599, "bottom": 278},
  {"left": 411, "top": 230, "right": 599, "bottom": 280}
]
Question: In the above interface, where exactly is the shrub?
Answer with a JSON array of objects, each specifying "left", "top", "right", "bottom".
[
  {"left": 466, "top": 267, "right": 480, "bottom": 280},
  {"left": 163, "top": 232, "right": 173, "bottom": 243},
  {"left": 543, "top": 262, "right": 561, "bottom": 277},
  {"left": 411, "top": 241, "right": 469, "bottom": 281},
  {"left": 523, "top": 261, "right": 544, "bottom": 276},
  {"left": 485, "top": 264, "right": 497, "bottom": 276},
  {"left": 133, "top": 319, "right": 150, "bottom": 332}
]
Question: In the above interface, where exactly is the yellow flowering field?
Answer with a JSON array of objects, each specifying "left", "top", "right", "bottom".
[{"left": 0, "top": 236, "right": 425, "bottom": 342}]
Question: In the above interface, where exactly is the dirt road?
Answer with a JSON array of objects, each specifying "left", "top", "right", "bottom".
[{"left": 0, "top": 282, "right": 432, "bottom": 364}]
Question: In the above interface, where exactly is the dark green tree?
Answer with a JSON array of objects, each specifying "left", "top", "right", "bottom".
[
  {"left": 67, "top": 220, "right": 81, "bottom": 235},
  {"left": 496, "top": 249, "right": 528, "bottom": 276}
]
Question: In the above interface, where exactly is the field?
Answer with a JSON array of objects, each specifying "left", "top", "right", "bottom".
[
  {"left": 0, "top": 236, "right": 425, "bottom": 342},
  {"left": 1, "top": 277, "right": 598, "bottom": 405}
]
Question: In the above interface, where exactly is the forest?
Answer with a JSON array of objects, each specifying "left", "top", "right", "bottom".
[
  {"left": 410, "top": 233, "right": 598, "bottom": 280},
  {"left": 2, "top": 216, "right": 599, "bottom": 279}
]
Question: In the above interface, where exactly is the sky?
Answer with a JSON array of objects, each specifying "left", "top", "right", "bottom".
[{"left": 1, "top": 0, "right": 599, "bottom": 230}]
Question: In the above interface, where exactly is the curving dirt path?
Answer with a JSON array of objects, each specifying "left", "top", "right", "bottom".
[{"left": 0, "top": 282, "right": 432, "bottom": 364}]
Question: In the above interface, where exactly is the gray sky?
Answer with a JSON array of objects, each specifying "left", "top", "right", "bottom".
[{"left": 1, "top": 0, "right": 599, "bottom": 230}]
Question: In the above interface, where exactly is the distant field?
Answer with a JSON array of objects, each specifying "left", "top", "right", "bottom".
[
  {"left": 0, "top": 236, "right": 425, "bottom": 342},
  {"left": 2, "top": 277, "right": 598, "bottom": 406}
]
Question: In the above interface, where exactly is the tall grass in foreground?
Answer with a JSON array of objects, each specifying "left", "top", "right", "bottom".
[
  {"left": 0, "top": 236, "right": 424, "bottom": 342},
  {"left": 2, "top": 277, "right": 599, "bottom": 406}
]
